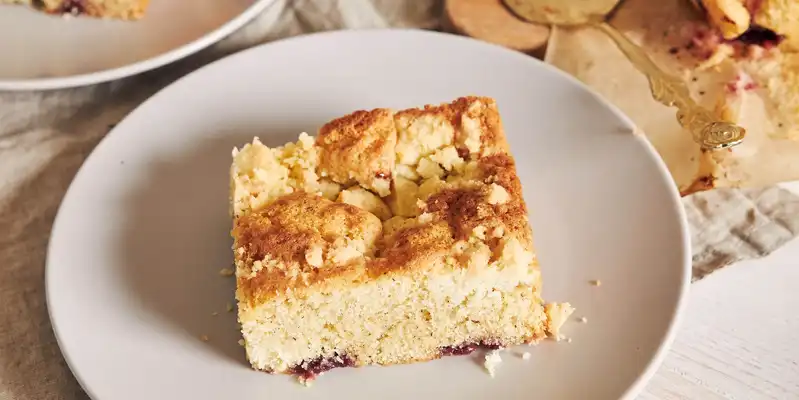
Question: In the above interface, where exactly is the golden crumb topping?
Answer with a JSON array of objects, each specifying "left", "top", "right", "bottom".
[
  {"left": 233, "top": 192, "right": 382, "bottom": 305},
  {"left": 317, "top": 108, "right": 397, "bottom": 197},
  {"left": 429, "top": 146, "right": 466, "bottom": 173},
  {"left": 231, "top": 97, "right": 534, "bottom": 304},
  {"left": 385, "top": 177, "right": 421, "bottom": 217},
  {"left": 230, "top": 133, "right": 322, "bottom": 217},
  {"left": 487, "top": 183, "right": 510, "bottom": 205},
  {"left": 394, "top": 110, "right": 456, "bottom": 166},
  {"left": 337, "top": 186, "right": 392, "bottom": 221}
]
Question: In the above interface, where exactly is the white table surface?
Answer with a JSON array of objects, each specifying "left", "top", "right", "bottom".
[{"left": 641, "top": 183, "right": 799, "bottom": 399}]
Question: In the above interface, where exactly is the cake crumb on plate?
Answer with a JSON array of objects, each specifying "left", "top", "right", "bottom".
[
  {"left": 484, "top": 350, "right": 503, "bottom": 377},
  {"left": 545, "top": 303, "right": 575, "bottom": 338}
]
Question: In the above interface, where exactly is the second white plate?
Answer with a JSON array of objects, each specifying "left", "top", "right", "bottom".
[
  {"left": 0, "top": 0, "right": 274, "bottom": 90},
  {"left": 47, "top": 30, "right": 690, "bottom": 399}
]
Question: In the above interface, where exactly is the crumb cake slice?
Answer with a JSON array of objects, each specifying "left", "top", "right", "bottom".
[
  {"left": 229, "top": 96, "right": 573, "bottom": 382},
  {"left": 2, "top": 0, "right": 150, "bottom": 20}
]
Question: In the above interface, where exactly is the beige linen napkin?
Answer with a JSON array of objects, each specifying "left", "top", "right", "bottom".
[{"left": 0, "top": 1, "right": 796, "bottom": 399}]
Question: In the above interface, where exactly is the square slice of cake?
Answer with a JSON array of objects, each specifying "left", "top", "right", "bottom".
[{"left": 229, "top": 96, "right": 572, "bottom": 383}]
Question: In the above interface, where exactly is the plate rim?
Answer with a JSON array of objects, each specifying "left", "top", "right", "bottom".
[
  {"left": 0, "top": 0, "right": 276, "bottom": 91},
  {"left": 44, "top": 28, "right": 692, "bottom": 400}
]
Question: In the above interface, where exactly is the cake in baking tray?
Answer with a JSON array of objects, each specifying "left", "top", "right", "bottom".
[
  {"left": 229, "top": 96, "right": 572, "bottom": 383},
  {"left": 2, "top": 0, "right": 150, "bottom": 20}
]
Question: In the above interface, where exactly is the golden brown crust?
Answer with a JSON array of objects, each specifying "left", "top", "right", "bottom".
[
  {"left": 418, "top": 154, "right": 532, "bottom": 262},
  {"left": 453, "top": 96, "right": 510, "bottom": 155},
  {"left": 375, "top": 221, "right": 455, "bottom": 274},
  {"left": 394, "top": 96, "right": 508, "bottom": 159},
  {"left": 316, "top": 108, "right": 397, "bottom": 196},
  {"left": 394, "top": 101, "right": 459, "bottom": 123},
  {"left": 234, "top": 192, "right": 382, "bottom": 306},
  {"left": 426, "top": 188, "right": 529, "bottom": 245},
  {"left": 233, "top": 96, "right": 534, "bottom": 306}
]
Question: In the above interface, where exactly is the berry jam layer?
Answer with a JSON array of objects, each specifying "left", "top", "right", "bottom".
[{"left": 287, "top": 339, "right": 507, "bottom": 379}]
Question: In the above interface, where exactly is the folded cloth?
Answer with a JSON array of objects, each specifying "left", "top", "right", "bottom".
[{"left": 686, "top": 186, "right": 799, "bottom": 281}]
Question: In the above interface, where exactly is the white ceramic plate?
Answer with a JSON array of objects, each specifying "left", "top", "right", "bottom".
[
  {"left": 0, "top": 0, "right": 274, "bottom": 91},
  {"left": 46, "top": 30, "right": 691, "bottom": 400}
]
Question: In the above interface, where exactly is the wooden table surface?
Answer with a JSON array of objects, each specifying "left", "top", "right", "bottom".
[{"left": 641, "top": 183, "right": 799, "bottom": 399}]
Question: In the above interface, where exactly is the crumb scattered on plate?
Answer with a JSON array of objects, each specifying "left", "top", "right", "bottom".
[
  {"left": 484, "top": 350, "right": 502, "bottom": 377},
  {"left": 199, "top": 334, "right": 209, "bottom": 342},
  {"left": 218, "top": 267, "right": 234, "bottom": 277},
  {"left": 545, "top": 302, "right": 575, "bottom": 339},
  {"left": 578, "top": 316, "right": 588, "bottom": 323},
  {"left": 521, "top": 352, "right": 531, "bottom": 360},
  {"left": 226, "top": 302, "right": 234, "bottom": 312},
  {"left": 590, "top": 279, "right": 602, "bottom": 286}
]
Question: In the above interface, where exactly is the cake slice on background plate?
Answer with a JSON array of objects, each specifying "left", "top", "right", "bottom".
[
  {"left": 229, "top": 96, "right": 573, "bottom": 385},
  {"left": 546, "top": 0, "right": 799, "bottom": 194},
  {"left": 1, "top": 0, "right": 150, "bottom": 20}
]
